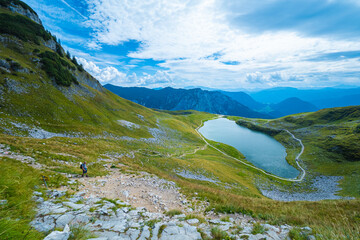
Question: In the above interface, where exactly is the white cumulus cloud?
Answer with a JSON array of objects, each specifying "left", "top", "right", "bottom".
[
  {"left": 77, "top": 57, "right": 129, "bottom": 85},
  {"left": 82, "top": 0, "right": 360, "bottom": 88},
  {"left": 77, "top": 57, "right": 174, "bottom": 87}
]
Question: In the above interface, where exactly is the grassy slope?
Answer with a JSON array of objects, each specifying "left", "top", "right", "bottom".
[
  {"left": 0, "top": 5, "right": 359, "bottom": 240},
  {"left": 270, "top": 107, "right": 360, "bottom": 198}
]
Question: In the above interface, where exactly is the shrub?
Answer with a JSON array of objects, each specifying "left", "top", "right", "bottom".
[
  {"left": 71, "top": 56, "right": 78, "bottom": 65},
  {"left": 354, "top": 124, "right": 360, "bottom": 133},
  {"left": 77, "top": 63, "right": 84, "bottom": 72},
  {"left": 56, "top": 43, "right": 63, "bottom": 57},
  {"left": 66, "top": 51, "right": 71, "bottom": 59},
  {"left": 9, "top": 61, "right": 21, "bottom": 70},
  {"left": 39, "top": 51, "right": 78, "bottom": 86}
]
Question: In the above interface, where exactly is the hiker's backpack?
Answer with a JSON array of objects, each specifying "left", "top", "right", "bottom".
[{"left": 79, "top": 163, "right": 83, "bottom": 169}]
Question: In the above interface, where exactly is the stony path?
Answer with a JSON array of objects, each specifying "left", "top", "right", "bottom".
[
  {"left": 32, "top": 190, "right": 305, "bottom": 240},
  {"left": 178, "top": 145, "right": 207, "bottom": 158},
  {"left": 77, "top": 170, "right": 191, "bottom": 213},
  {"left": 283, "top": 130, "right": 306, "bottom": 181},
  {"left": 0, "top": 144, "right": 43, "bottom": 169}
]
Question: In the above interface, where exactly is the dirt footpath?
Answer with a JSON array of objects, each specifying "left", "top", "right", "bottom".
[{"left": 77, "top": 169, "right": 190, "bottom": 212}]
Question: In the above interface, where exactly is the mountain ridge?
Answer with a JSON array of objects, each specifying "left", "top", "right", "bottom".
[{"left": 104, "top": 84, "right": 270, "bottom": 118}]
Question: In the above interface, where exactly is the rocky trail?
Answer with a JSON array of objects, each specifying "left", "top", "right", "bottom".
[
  {"left": 76, "top": 169, "right": 192, "bottom": 213},
  {"left": 32, "top": 187, "right": 308, "bottom": 240}
]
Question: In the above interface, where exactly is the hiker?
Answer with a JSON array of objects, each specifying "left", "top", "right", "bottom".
[{"left": 81, "top": 161, "right": 88, "bottom": 177}]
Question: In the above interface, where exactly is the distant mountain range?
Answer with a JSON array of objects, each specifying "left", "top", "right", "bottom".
[
  {"left": 248, "top": 87, "right": 360, "bottom": 109},
  {"left": 105, "top": 84, "right": 359, "bottom": 118},
  {"left": 218, "top": 91, "right": 318, "bottom": 117},
  {"left": 104, "top": 84, "right": 269, "bottom": 118},
  {"left": 269, "top": 97, "right": 318, "bottom": 117}
]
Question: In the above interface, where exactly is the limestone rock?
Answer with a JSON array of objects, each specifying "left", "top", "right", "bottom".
[
  {"left": 8, "top": 4, "right": 42, "bottom": 25},
  {"left": 187, "top": 219, "right": 199, "bottom": 225},
  {"left": 56, "top": 213, "right": 75, "bottom": 228},
  {"left": 138, "top": 226, "right": 151, "bottom": 240},
  {"left": 63, "top": 201, "right": 84, "bottom": 210},
  {"left": 159, "top": 224, "right": 201, "bottom": 240},
  {"left": 44, "top": 224, "right": 71, "bottom": 240},
  {"left": 31, "top": 215, "right": 55, "bottom": 232}
]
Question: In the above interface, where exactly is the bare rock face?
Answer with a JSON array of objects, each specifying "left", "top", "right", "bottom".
[
  {"left": 75, "top": 72, "right": 104, "bottom": 92},
  {"left": 8, "top": 4, "right": 42, "bottom": 25},
  {"left": 44, "top": 39, "right": 57, "bottom": 51}
]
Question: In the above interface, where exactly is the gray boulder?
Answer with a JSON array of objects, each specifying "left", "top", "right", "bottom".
[
  {"left": 44, "top": 224, "right": 71, "bottom": 240},
  {"left": 159, "top": 224, "right": 201, "bottom": 240},
  {"left": 138, "top": 226, "right": 151, "bottom": 240},
  {"left": 187, "top": 219, "right": 199, "bottom": 225},
  {"left": 56, "top": 213, "right": 75, "bottom": 228},
  {"left": 31, "top": 215, "right": 55, "bottom": 232},
  {"left": 63, "top": 201, "right": 84, "bottom": 210}
]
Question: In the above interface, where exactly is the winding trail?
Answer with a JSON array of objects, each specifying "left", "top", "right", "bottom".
[
  {"left": 194, "top": 117, "right": 306, "bottom": 182},
  {"left": 178, "top": 145, "right": 207, "bottom": 158}
]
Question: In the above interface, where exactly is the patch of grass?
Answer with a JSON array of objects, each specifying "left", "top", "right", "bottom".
[
  {"left": 232, "top": 225, "right": 243, "bottom": 235},
  {"left": 165, "top": 209, "right": 182, "bottom": 217},
  {"left": 158, "top": 224, "right": 166, "bottom": 238},
  {"left": 207, "top": 139, "right": 245, "bottom": 161},
  {"left": 220, "top": 216, "right": 230, "bottom": 222},
  {"left": 198, "top": 228, "right": 211, "bottom": 240},
  {"left": 69, "top": 224, "right": 97, "bottom": 240},
  {"left": 0, "top": 157, "right": 44, "bottom": 240},
  {"left": 251, "top": 222, "right": 266, "bottom": 235},
  {"left": 145, "top": 219, "right": 161, "bottom": 228},
  {"left": 288, "top": 227, "right": 308, "bottom": 240},
  {"left": 207, "top": 205, "right": 254, "bottom": 217},
  {"left": 211, "top": 227, "right": 235, "bottom": 240},
  {"left": 184, "top": 214, "right": 206, "bottom": 223}
]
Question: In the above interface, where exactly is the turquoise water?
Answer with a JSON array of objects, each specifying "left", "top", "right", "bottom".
[{"left": 198, "top": 118, "right": 299, "bottom": 178}]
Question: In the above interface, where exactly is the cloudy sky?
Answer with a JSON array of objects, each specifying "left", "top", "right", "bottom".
[{"left": 24, "top": 0, "right": 360, "bottom": 90}]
